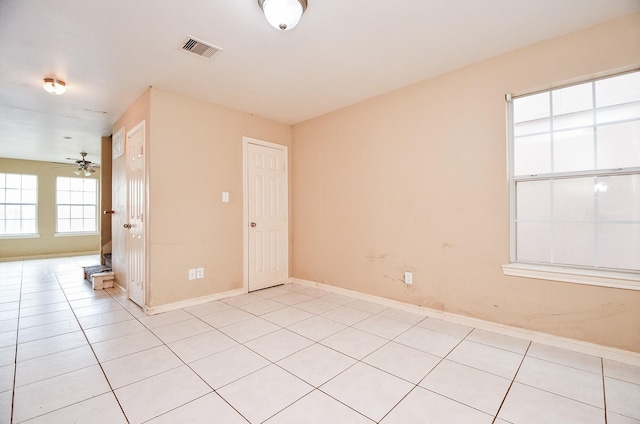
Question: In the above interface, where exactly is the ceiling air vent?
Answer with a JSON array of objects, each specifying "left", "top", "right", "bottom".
[{"left": 181, "top": 36, "right": 222, "bottom": 59}]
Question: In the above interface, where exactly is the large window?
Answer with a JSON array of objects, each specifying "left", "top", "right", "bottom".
[
  {"left": 56, "top": 177, "right": 98, "bottom": 234},
  {"left": 509, "top": 70, "right": 640, "bottom": 276},
  {"left": 0, "top": 173, "right": 38, "bottom": 236}
]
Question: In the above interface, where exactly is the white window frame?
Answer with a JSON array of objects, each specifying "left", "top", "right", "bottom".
[
  {"left": 503, "top": 70, "right": 640, "bottom": 291},
  {"left": 55, "top": 176, "right": 99, "bottom": 236},
  {"left": 0, "top": 173, "right": 39, "bottom": 238}
]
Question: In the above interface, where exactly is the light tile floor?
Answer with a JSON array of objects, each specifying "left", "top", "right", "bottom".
[{"left": 1, "top": 256, "right": 639, "bottom": 423}]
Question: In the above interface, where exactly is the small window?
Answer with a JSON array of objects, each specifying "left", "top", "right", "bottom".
[
  {"left": 509, "top": 70, "right": 640, "bottom": 274},
  {"left": 0, "top": 173, "right": 38, "bottom": 236},
  {"left": 56, "top": 177, "right": 98, "bottom": 234}
]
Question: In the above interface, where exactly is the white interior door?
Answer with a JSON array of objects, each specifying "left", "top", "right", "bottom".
[
  {"left": 247, "top": 140, "right": 288, "bottom": 291},
  {"left": 127, "top": 122, "right": 146, "bottom": 306}
]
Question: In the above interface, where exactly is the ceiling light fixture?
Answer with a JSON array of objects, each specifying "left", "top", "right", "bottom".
[
  {"left": 42, "top": 78, "right": 66, "bottom": 95},
  {"left": 258, "top": 0, "right": 307, "bottom": 31}
]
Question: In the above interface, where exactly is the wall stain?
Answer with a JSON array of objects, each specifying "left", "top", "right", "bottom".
[{"left": 366, "top": 250, "right": 389, "bottom": 263}]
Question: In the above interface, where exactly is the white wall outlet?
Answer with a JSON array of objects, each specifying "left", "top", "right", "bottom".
[
  {"left": 222, "top": 192, "right": 229, "bottom": 203},
  {"left": 404, "top": 271, "right": 413, "bottom": 285},
  {"left": 196, "top": 267, "right": 204, "bottom": 279},
  {"left": 188, "top": 269, "right": 196, "bottom": 280}
]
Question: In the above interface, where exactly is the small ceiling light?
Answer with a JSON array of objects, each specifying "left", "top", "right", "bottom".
[
  {"left": 258, "top": 0, "right": 307, "bottom": 31},
  {"left": 42, "top": 78, "right": 66, "bottom": 95}
]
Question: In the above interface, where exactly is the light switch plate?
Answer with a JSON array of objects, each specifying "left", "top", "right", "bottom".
[
  {"left": 188, "top": 269, "right": 196, "bottom": 280},
  {"left": 222, "top": 192, "right": 229, "bottom": 203}
]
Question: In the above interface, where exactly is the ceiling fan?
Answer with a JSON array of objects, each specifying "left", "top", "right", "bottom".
[{"left": 66, "top": 152, "right": 100, "bottom": 176}]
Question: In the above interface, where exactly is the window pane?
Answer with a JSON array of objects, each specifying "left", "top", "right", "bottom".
[
  {"left": 84, "top": 179, "right": 97, "bottom": 192},
  {"left": 84, "top": 191, "right": 96, "bottom": 205},
  {"left": 0, "top": 189, "right": 4, "bottom": 203},
  {"left": 57, "top": 191, "right": 70, "bottom": 204},
  {"left": 22, "top": 205, "right": 36, "bottom": 220},
  {"left": 516, "top": 222, "right": 551, "bottom": 263},
  {"left": 6, "top": 189, "right": 20, "bottom": 203},
  {"left": 58, "top": 219, "right": 70, "bottom": 233},
  {"left": 0, "top": 174, "right": 5, "bottom": 188},
  {"left": 70, "top": 191, "right": 83, "bottom": 204},
  {"left": 83, "top": 206, "right": 95, "bottom": 219},
  {"left": 22, "top": 220, "right": 36, "bottom": 233},
  {"left": 5, "top": 220, "right": 21, "bottom": 234},
  {"left": 516, "top": 180, "right": 551, "bottom": 221},
  {"left": 5, "top": 174, "right": 21, "bottom": 189},
  {"left": 58, "top": 205, "right": 70, "bottom": 219},
  {"left": 70, "top": 178, "right": 83, "bottom": 191},
  {"left": 553, "top": 178, "right": 595, "bottom": 222},
  {"left": 553, "top": 128, "right": 594, "bottom": 172},
  {"left": 514, "top": 92, "right": 550, "bottom": 123},
  {"left": 22, "top": 175, "right": 37, "bottom": 190},
  {"left": 22, "top": 189, "right": 37, "bottom": 204},
  {"left": 596, "top": 71, "right": 640, "bottom": 108},
  {"left": 0, "top": 206, "right": 4, "bottom": 219},
  {"left": 70, "top": 206, "right": 83, "bottom": 219},
  {"left": 596, "top": 102, "right": 640, "bottom": 125},
  {"left": 596, "top": 120, "right": 640, "bottom": 169},
  {"left": 70, "top": 219, "right": 84, "bottom": 232},
  {"left": 6, "top": 205, "right": 20, "bottom": 219},
  {"left": 553, "top": 223, "right": 595, "bottom": 267},
  {"left": 596, "top": 72, "right": 640, "bottom": 124},
  {"left": 553, "top": 83, "right": 593, "bottom": 131},
  {"left": 596, "top": 174, "right": 640, "bottom": 222},
  {"left": 84, "top": 219, "right": 96, "bottom": 232},
  {"left": 57, "top": 177, "right": 70, "bottom": 191},
  {"left": 514, "top": 134, "right": 551, "bottom": 175},
  {"left": 598, "top": 223, "right": 640, "bottom": 270}
]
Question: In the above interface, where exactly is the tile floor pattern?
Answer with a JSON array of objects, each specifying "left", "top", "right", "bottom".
[{"left": 0, "top": 257, "right": 639, "bottom": 423}]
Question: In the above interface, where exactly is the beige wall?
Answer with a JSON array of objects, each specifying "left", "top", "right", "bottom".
[
  {"left": 0, "top": 158, "right": 100, "bottom": 260},
  {"left": 112, "top": 88, "right": 292, "bottom": 308},
  {"left": 291, "top": 13, "right": 640, "bottom": 352},
  {"left": 148, "top": 88, "right": 291, "bottom": 307}
]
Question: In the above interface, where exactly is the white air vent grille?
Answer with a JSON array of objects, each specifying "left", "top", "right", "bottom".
[{"left": 181, "top": 36, "right": 222, "bottom": 59}]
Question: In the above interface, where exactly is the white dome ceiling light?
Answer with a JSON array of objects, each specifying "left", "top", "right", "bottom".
[
  {"left": 42, "top": 78, "right": 66, "bottom": 95},
  {"left": 258, "top": 0, "right": 308, "bottom": 31}
]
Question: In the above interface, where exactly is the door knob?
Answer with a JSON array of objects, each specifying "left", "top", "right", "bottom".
[
  {"left": 250, "top": 222, "right": 257, "bottom": 227},
  {"left": 124, "top": 223, "right": 132, "bottom": 229}
]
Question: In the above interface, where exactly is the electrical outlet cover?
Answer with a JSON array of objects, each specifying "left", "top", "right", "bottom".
[
  {"left": 196, "top": 267, "right": 204, "bottom": 279},
  {"left": 404, "top": 272, "right": 413, "bottom": 284}
]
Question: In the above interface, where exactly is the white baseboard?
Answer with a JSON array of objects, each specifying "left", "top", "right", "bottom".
[
  {"left": 145, "top": 288, "right": 247, "bottom": 316},
  {"left": 289, "top": 278, "right": 640, "bottom": 366},
  {"left": 0, "top": 251, "right": 100, "bottom": 262}
]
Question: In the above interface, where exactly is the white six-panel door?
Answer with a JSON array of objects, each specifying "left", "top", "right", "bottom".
[
  {"left": 246, "top": 139, "right": 288, "bottom": 292},
  {"left": 127, "top": 122, "right": 145, "bottom": 306}
]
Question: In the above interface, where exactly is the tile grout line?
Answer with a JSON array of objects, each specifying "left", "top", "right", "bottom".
[
  {"left": 51, "top": 260, "right": 132, "bottom": 424},
  {"left": 375, "top": 318, "right": 472, "bottom": 423},
  {"left": 490, "top": 341, "right": 532, "bottom": 423},
  {"left": 601, "top": 357, "right": 607, "bottom": 424},
  {"left": 9, "top": 260, "right": 24, "bottom": 424}
]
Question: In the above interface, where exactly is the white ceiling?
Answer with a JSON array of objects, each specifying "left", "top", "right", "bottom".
[{"left": 1, "top": 0, "right": 639, "bottom": 165}]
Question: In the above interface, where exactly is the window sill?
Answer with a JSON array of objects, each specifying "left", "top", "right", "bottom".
[
  {"left": 502, "top": 263, "right": 640, "bottom": 291},
  {"left": 0, "top": 234, "right": 40, "bottom": 240},
  {"left": 54, "top": 232, "right": 99, "bottom": 238}
]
